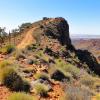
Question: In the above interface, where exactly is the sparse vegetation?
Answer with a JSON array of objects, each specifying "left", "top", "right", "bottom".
[
  {"left": 7, "top": 92, "right": 35, "bottom": 100},
  {"left": 34, "top": 72, "right": 49, "bottom": 80},
  {"left": 55, "top": 59, "right": 80, "bottom": 79},
  {"left": 0, "top": 60, "right": 11, "bottom": 69},
  {"left": 0, "top": 61, "right": 30, "bottom": 92},
  {"left": 34, "top": 83, "right": 49, "bottom": 97},
  {"left": 80, "top": 74, "right": 95, "bottom": 89},
  {"left": 19, "top": 23, "right": 32, "bottom": 32},
  {"left": 0, "top": 17, "right": 99, "bottom": 100},
  {"left": 64, "top": 85, "right": 92, "bottom": 100},
  {"left": 0, "top": 67, "right": 15, "bottom": 84},
  {"left": 0, "top": 44, "right": 15, "bottom": 54},
  {"left": 36, "top": 50, "right": 49, "bottom": 62}
]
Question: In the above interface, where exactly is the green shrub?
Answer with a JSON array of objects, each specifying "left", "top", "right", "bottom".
[
  {"left": 34, "top": 83, "right": 49, "bottom": 97},
  {"left": 0, "top": 60, "right": 11, "bottom": 69},
  {"left": 55, "top": 59, "right": 80, "bottom": 79},
  {"left": 7, "top": 92, "right": 35, "bottom": 100},
  {"left": 64, "top": 72, "right": 73, "bottom": 81},
  {"left": 35, "top": 50, "right": 49, "bottom": 62},
  {"left": 0, "top": 67, "right": 15, "bottom": 83},
  {"left": 0, "top": 66, "right": 30, "bottom": 92},
  {"left": 0, "top": 44, "right": 15, "bottom": 54},
  {"left": 34, "top": 72, "right": 49, "bottom": 80}
]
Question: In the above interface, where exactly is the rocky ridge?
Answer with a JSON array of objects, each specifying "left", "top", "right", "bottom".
[{"left": 0, "top": 17, "right": 100, "bottom": 100}]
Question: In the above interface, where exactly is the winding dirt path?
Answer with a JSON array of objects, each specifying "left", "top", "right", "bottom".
[{"left": 17, "top": 27, "right": 37, "bottom": 49}]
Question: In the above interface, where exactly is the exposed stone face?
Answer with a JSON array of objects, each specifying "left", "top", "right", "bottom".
[
  {"left": 43, "top": 17, "right": 71, "bottom": 46},
  {"left": 76, "top": 50, "right": 100, "bottom": 75}
]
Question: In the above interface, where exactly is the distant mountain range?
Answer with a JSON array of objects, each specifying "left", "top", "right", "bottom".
[{"left": 71, "top": 34, "right": 100, "bottom": 39}]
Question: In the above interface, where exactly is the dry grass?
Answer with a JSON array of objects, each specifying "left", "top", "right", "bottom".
[
  {"left": 64, "top": 85, "right": 92, "bottom": 100},
  {"left": 34, "top": 83, "right": 49, "bottom": 97},
  {"left": 7, "top": 92, "right": 36, "bottom": 100},
  {"left": 0, "top": 44, "right": 15, "bottom": 54}
]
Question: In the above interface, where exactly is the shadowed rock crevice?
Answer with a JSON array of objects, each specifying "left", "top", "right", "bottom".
[{"left": 76, "top": 50, "right": 100, "bottom": 75}]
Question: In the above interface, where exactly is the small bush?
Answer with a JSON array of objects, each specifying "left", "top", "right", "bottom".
[
  {"left": 7, "top": 92, "right": 35, "bottom": 100},
  {"left": 0, "top": 44, "right": 15, "bottom": 54},
  {"left": 34, "top": 83, "right": 49, "bottom": 97},
  {"left": 64, "top": 85, "right": 92, "bottom": 100},
  {"left": 34, "top": 72, "right": 49, "bottom": 80},
  {"left": 36, "top": 50, "right": 49, "bottom": 62},
  {"left": 0, "top": 66, "right": 30, "bottom": 92},
  {"left": 55, "top": 59, "right": 80, "bottom": 79},
  {"left": 0, "top": 67, "right": 15, "bottom": 83},
  {"left": 80, "top": 75, "right": 95, "bottom": 88},
  {"left": 0, "top": 60, "right": 11, "bottom": 69}
]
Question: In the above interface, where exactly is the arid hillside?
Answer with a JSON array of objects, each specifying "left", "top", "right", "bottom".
[{"left": 0, "top": 17, "right": 100, "bottom": 100}]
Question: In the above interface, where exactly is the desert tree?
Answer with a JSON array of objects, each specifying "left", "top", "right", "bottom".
[
  {"left": 0, "top": 27, "right": 7, "bottom": 47},
  {"left": 11, "top": 29, "right": 19, "bottom": 45},
  {"left": 19, "top": 23, "right": 32, "bottom": 32},
  {"left": 8, "top": 31, "right": 11, "bottom": 44}
]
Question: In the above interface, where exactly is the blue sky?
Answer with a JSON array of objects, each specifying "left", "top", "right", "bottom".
[{"left": 0, "top": 0, "right": 100, "bottom": 35}]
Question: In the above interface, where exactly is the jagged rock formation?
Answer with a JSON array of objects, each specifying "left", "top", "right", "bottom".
[
  {"left": 43, "top": 17, "right": 71, "bottom": 46},
  {"left": 76, "top": 50, "right": 100, "bottom": 75},
  {"left": 72, "top": 39, "right": 100, "bottom": 63}
]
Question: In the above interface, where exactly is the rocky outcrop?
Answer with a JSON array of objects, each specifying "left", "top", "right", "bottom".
[
  {"left": 43, "top": 17, "right": 71, "bottom": 46},
  {"left": 76, "top": 50, "right": 100, "bottom": 75},
  {"left": 18, "top": 17, "right": 100, "bottom": 75}
]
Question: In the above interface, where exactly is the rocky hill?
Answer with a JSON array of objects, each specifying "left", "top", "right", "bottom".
[
  {"left": 0, "top": 17, "right": 100, "bottom": 100},
  {"left": 17, "top": 17, "right": 72, "bottom": 49}
]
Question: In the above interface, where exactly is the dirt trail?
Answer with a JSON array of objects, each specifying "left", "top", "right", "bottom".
[
  {"left": 17, "top": 19, "right": 55, "bottom": 50},
  {"left": 17, "top": 27, "right": 37, "bottom": 49}
]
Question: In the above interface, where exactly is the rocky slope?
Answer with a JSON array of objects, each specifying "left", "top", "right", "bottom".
[
  {"left": 17, "top": 17, "right": 99, "bottom": 75},
  {"left": 0, "top": 17, "right": 100, "bottom": 100},
  {"left": 17, "top": 17, "right": 73, "bottom": 49}
]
